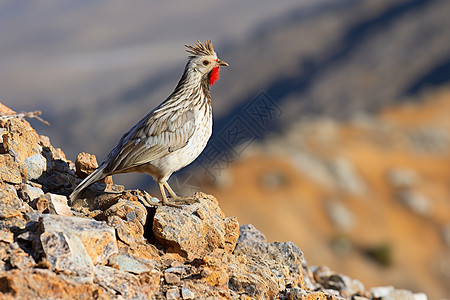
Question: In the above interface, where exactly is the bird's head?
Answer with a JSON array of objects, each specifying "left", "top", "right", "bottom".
[{"left": 185, "top": 40, "right": 228, "bottom": 86}]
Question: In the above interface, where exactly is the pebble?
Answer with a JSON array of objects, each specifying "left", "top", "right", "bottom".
[
  {"left": 23, "top": 153, "right": 47, "bottom": 180},
  {"left": 181, "top": 287, "right": 195, "bottom": 299},
  {"left": 164, "top": 272, "right": 181, "bottom": 285},
  {"left": 166, "top": 287, "right": 180, "bottom": 300}
]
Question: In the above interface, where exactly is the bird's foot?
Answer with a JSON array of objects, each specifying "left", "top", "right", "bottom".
[
  {"left": 161, "top": 199, "right": 182, "bottom": 209},
  {"left": 163, "top": 195, "right": 199, "bottom": 207}
]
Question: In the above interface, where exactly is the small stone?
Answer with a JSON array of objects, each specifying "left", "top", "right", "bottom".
[
  {"left": 232, "top": 241, "right": 306, "bottom": 295},
  {"left": 329, "top": 157, "right": 366, "bottom": 195},
  {"left": 153, "top": 194, "right": 229, "bottom": 260},
  {"left": 39, "top": 214, "right": 118, "bottom": 265},
  {"left": 165, "top": 266, "right": 186, "bottom": 274},
  {"left": 33, "top": 195, "right": 49, "bottom": 213},
  {"left": 0, "top": 184, "right": 25, "bottom": 218},
  {"left": 105, "top": 199, "right": 147, "bottom": 248},
  {"left": 224, "top": 217, "right": 239, "bottom": 253},
  {"left": 0, "top": 118, "right": 41, "bottom": 165},
  {"left": 75, "top": 152, "right": 98, "bottom": 179},
  {"left": 24, "top": 210, "right": 41, "bottom": 222},
  {"left": 387, "top": 168, "right": 420, "bottom": 188},
  {"left": 181, "top": 287, "right": 195, "bottom": 299},
  {"left": 23, "top": 153, "right": 47, "bottom": 180},
  {"left": 0, "top": 228, "right": 14, "bottom": 243},
  {"left": 164, "top": 272, "right": 181, "bottom": 285},
  {"left": 40, "top": 231, "right": 94, "bottom": 281},
  {"left": 166, "top": 287, "right": 180, "bottom": 300},
  {"left": 108, "top": 253, "right": 152, "bottom": 274},
  {"left": 237, "top": 224, "right": 267, "bottom": 244},
  {"left": 371, "top": 286, "right": 394, "bottom": 298},
  {"left": 94, "top": 265, "right": 159, "bottom": 299},
  {"left": 47, "top": 193, "right": 73, "bottom": 216},
  {"left": 326, "top": 200, "right": 355, "bottom": 232},
  {"left": 8, "top": 243, "right": 36, "bottom": 270},
  {"left": 396, "top": 190, "right": 431, "bottom": 216},
  {"left": 18, "top": 184, "right": 44, "bottom": 202},
  {"left": 413, "top": 293, "right": 428, "bottom": 300},
  {"left": 107, "top": 215, "right": 145, "bottom": 248},
  {"left": 389, "top": 289, "right": 415, "bottom": 300},
  {"left": 0, "top": 154, "right": 22, "bottom": 184},
  {"left": 150, "top": 197, "right": 160, "bottom": 204}
]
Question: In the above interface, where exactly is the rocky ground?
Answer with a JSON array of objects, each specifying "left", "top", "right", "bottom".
[{"left": 0, "top": 103, "right": 428, "bottom": 299}]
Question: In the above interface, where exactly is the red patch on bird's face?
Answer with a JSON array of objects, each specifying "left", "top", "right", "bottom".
[{"left": 209, "top": 67, "right": 220, "bottom": 86}]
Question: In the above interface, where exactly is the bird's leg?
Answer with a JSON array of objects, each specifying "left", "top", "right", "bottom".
[
  {"left": 163, "top": 182, "right": 179, "bottom": 199},
  {"left": 158, "top": 182, "right": 181, "bottom": 208},
  {"left": 164, "top": 182, "right": 198, "bottom": 205}
]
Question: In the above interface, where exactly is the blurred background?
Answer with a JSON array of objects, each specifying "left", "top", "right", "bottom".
[{"left": 1, "top": 0, "right": 450, "bottom": 298}]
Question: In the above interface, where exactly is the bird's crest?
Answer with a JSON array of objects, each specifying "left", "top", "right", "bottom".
[{"left": 185, "top": 40, "right": 216, "bottom": 57}]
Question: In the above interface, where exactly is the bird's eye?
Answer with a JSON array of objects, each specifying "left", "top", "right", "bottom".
[{"left": 202, "top": 60, "right": 210, "bottom": 66}]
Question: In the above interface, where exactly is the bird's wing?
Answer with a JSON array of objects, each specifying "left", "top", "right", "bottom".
[{"left": 103, "top": 107, "right": 196, "bottom": 173}]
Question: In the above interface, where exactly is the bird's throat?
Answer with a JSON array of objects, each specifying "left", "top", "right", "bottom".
[{"left": 209, "top": 67, "right": 220, "bottom": 86}]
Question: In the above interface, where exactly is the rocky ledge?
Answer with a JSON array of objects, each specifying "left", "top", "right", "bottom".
[{"left": 0, "top": 104, "right": 427, "bottom": 299}]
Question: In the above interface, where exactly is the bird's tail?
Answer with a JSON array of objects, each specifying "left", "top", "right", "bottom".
[{"left": 69, "top": 165, "right": 107, "bottom": 203}]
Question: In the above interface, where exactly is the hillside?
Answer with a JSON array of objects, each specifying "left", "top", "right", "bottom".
[{"left": 201, "top": 88, "right": 450, "bottom": 299}]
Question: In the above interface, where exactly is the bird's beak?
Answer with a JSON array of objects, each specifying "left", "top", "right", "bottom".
[{"left": 217, "top": 59, "right": 229, "bottom": 67}]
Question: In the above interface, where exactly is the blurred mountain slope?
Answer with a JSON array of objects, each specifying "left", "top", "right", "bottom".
[
  {"left": 203, "top": 88, "right": 450, "bottom": 299},
  {"left": 29, "top": 0, "right": 450, "bottom": 166}
]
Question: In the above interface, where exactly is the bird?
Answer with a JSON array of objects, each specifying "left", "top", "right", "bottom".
[{"left": 69, "top": 40, "right": 228, "bottom": 207}]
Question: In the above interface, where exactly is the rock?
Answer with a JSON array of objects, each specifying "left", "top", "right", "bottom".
[
  {"left": 286, "top": 288, "right": 340, "bottom": 300},
  {"left": 326, "top": 200, "right": 356, "bottom": 232},
  {"left": 371, "top": 286, "right": 426, "bottom": 300},
  {"left": 33, "top": 194, "right": 49, "bottom": 213},
  {"left": 329, "top": 157, "right": 366, "bottom": 195},
  {"left": 165, "top": 265, "right": 186, "bottom": 274},
  {"left": 93, "top": 265, "right": 160, "bottom": 299},
  {"left": 238, "top": 224, "right": 267, "bottom": 244},
  {"left": 105, "top": 197, "right": 147, "bottom": 248},
  {"left": 233, "top": 240, "right": 306, "bottom": 296},
  {"left": 47, "top": 193, "right": 73, "bottom": 217},
  {"left": 38, "top": 214, "right": 118, "bottom": 265},
  {"left": 153, "top": 193, "right": 237, "bottom": 260},
  {"left": 7, "top": 242, "right": 36, "bottom": 270},
  {"left": 164, "top": 271, "right": 181, "bottom": 284},
  {"left": 0, "top": 118, "right": 41, "bottom": 165},
  {"left": 0, "top": 228, "right": 14, "bottom": 243},
  {"left": 386, "top": 168, "right": 420, "bottom": 188},
  {"left": 313, "top": 266, "right": 366, "bottom": 298},
  {"left": 396, "top": 190, "right": 431, "bottom": 216},
  {"left": 0, "top": 184, "right": 25, "bottom": 218},
  {"left": 108, "top": 253, "right": 153, "bottom": 274},
  {"left": 23, "top": 153, "right": 47, "bottom": 180},
  {"left": 181, "top": 286, "right": 195, "bottom": 299},
  {"left": 291, "top": 151, "right": 336, "bottom": 188},
  {"left": 224, "top": 216, "right": 239, "bottom": 253},
  {"left": 371, "top": 286, "right": 394, "bottom": 298},
  {"left": 166, "top": 287, "right": 181, "bottom": 299},
  {"left": 413, "top": 293, "right": 428, "bottom": 300},
  {"left": 0, "top": 154, "right": 21, "bottom": 184},
  {"left": 18, "top": 184, "right": 44, "bottom": 203},
  {"left": 260, "top": 170, "right": 288, "bottom": 189},
  {"left": 40, "top": 231, "right": 94, "bottom": 281},
  {"left": 0, "top": 269, "right": 109, "bottom": 299},
  {"left": 75, "top": 152, "right": 98, "bottom": 179}
]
